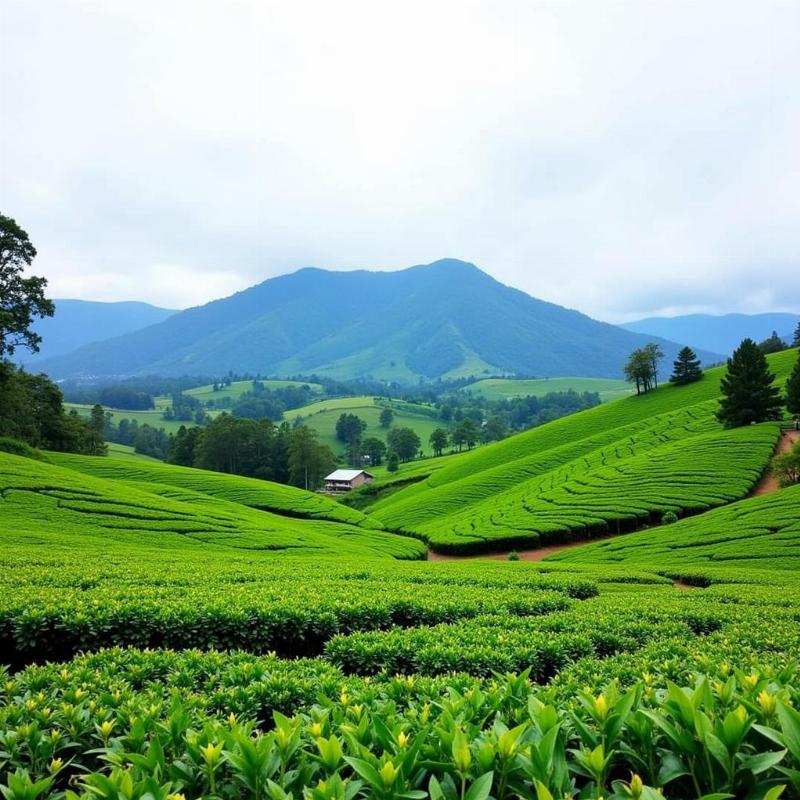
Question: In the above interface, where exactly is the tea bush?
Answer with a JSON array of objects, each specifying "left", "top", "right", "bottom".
[{"left": 3, "top": 648, "right": 800, "bottom": 799}]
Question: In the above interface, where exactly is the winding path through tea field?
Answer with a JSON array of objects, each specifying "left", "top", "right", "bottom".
[{"left": 428, "top": 427, "right": 800, "bottom": 562}]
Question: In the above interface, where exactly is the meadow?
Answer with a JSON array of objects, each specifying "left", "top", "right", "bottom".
[
  {"left": 185, "top": 379, "right": 324, "bottom": 405},
  {"left": 463, "top": 376, "right": 632, "bottom": 403},
  {"left": 64, "top": 402, "right": 192, "bottom": 435},
  {"left": 3, "top": 349, "right": 800, "bottom": 799},
  {"left": 285, "top": 395, "right": 443, "bottom": 456}
]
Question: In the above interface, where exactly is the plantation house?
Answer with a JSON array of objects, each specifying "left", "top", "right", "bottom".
[{"left": 324, "top": 469, "right": 374, "bottom": 492}]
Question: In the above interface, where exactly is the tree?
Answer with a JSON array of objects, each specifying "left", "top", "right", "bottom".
[
  {"left": 0, "top": 214, "right": 54, "bottom": 357},
  {"left": 716, "top": 338, "right": 783, "bottom": 428},
  {"left": 643, "top": 343, "right": 665, "bottom": 389},
  {"left": 288, "top": 426, "right": 335, "bottom": 490},
  {"left": 386, "top": 426, "right": 421, "bottom": 462},
  {"left": 335, "top": 413, "right": 366, "bottom": 443},
  {"left": 670, "top": 346, "right": 703, "bottom": 386},
  {"left": 786, "top": 349, "right": 800, "bottom": 416},
  {"left": 429, "top": 428, "right": 449, "bottom": 457},
  {"left": 772, "top": 440, "right": 800, "bottom": 487},
  {"left": 481, "top": 414, "right": 508, "bottom": 443},
  {"left": 85, "top": 404, "right": 107, "bottom": 455},
  {"left": 623, "top": 348, "right": 655, "bottom": 395},
  {"left": 379, "top": 407, "right": 394, "bottom": 428},
  {"left": 758, "top": 330, "right": 788, "bottom": 355},
  {"left": 452, "top": 419, "right": 478, "bottom": 451},
  {"left": 793, "top": 321, "right": 800, "bottom": 348},
  {"left": 168, "top": 425, "right": 202, "bottom": 466},
  {"left": 459, "top": 419, "right": 479, "bottom": 450},
  {"left": 386, "top": 452, "right": 399, "bottom": 472},
  {"left": 362, "top": 436, "right": 386, "bottom": 466}
]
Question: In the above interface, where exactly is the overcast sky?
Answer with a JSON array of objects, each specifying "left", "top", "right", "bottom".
[{"left": 1, "top": 1, "right": 798, "bottom": 322}]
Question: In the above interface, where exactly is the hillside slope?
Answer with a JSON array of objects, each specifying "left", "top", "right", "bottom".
[
  {"left": 36, "top": 259, "right": 720, "bottom": 381},
  {"left": 15, "top": 299, "right": 175, "bottom": 365},
  {"left": 0, "top": 451, "right": 424, "bottom": 560},
  {"left": 622, "top": 312, "right": 800, "bottom": 356},
  {"left": 370, "top": 349, "right": 797, "bottom": 553}
]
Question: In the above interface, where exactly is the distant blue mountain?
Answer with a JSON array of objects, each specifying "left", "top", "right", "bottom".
[
  {"left": 34, "top": 260, "right": 722, "bottom": 382},
  {"left": 16, "top": 300, "right": 176, "bottom": 367},
  {"left": 622, "top": 313, "right": 800, "bottom": 357}
]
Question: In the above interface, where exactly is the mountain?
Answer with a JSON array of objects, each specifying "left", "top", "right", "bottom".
[
  {"left": 16, "top": 300, "right": 176, "bottom": 366},
  {"left": 35, "top": 259, "right": 722, "bottom": 382},
  {"left": 622, "top": 312, "right": 800, "bottom": 356}
]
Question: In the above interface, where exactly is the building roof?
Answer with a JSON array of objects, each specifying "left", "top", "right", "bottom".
[{"left": 325, "top": 469, "right": 373, "bottom": 481}]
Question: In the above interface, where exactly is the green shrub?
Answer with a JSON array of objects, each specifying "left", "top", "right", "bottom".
[
  {"left": 0, "top": 436, "right": 44, "bottom": 460},
  {"left": 661, "top": 510, "right": 679, "bottom": 524}
]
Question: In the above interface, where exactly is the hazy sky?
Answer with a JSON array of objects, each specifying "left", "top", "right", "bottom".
[{"left": 1, "top": 1, "right": 798, "bottom": 322}]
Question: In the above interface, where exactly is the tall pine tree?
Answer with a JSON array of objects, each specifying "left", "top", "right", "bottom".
[
  {"left": 793, "top": 321, "right": 800, "bottom": 348},
  {"left": 786, "top": 349, "right": 800, "bottom": 416},
  {"left": 669, "top": 346, "right": 703, "bottom": 385},
  {"left": 716, "top": 338, "right": 782, "bottom": 428}
]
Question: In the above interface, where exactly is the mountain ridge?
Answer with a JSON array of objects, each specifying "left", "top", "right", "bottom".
[
  {"left": 16, "top": 299, "right": 176, "bottom": 366},
  {"left": 35, "top": 259, "right": 722, "bottom": 381},
  {"left": 622, "top": 312, "right": 800, "bottom": 356}
]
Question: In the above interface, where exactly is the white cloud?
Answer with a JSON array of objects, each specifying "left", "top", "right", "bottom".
[{"left": 1, "top": 0, "right": 798, "bottom": 320}]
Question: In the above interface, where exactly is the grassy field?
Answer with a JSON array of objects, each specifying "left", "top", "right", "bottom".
[
  {"left": 286, "top": 395, "right": 444, "bottom": 456},
  {"left": 5, "top": 350, "right": 800, "bottom": 799},
  {"left": 65, "top": 402, "right": 192, "bottom": 434},
  {"left": 185, "top": 378, "right": 323, "bottom": 405},
  {"left": 105, "top": 441, "right": 159, "bottom": 460},
  {"left": 368, "top": 349, "right": 797, "bottom": 553},
  {"left": 463, "top": 375, "right": 633, "bottom": 402}
]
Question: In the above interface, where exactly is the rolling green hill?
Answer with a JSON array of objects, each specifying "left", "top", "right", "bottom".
[
  {"left": 369, "top": 349, "right": 797, "bottom": 553},
  {"left": 185, "top": 378, "right": 324, "bottom": 405},
  {"left": 0, "top": 450, "right": 422, "bottom": 560},
  {"left": 35, "top": 259, "right": 721, "bottom": 381},
  {"left": 547, "top": 482, "right": 800, "bottom": 572},
  {"left": 463, "top": 376, "right": 632, "bottom": 402},
  {"left": 286, "top": 395, "right": 442, "bottom": 456},
  {"left": 65, "top": 401, "right": 193, "bottom": 434}
]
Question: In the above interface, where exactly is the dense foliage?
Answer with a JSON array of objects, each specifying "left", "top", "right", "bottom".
[
  {"left": 167, "top": 415, "right": 336, "bottom": 489},
  {"left": 0, "top": 364, "right": 104, "bottom": 455}
]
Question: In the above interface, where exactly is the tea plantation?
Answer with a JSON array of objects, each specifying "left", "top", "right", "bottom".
[
  {"left": 3, "top": 350, "right": 800, "bottom": 798},
  {"left": 369, "top": 350, "right": 797, "bottom": 554}
]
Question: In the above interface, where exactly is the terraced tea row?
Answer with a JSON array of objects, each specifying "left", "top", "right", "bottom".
[
  {"left": 0, "top": 452, "right": 423, "bottom": 562},
  {"left": 377, "top": 415, "right": 778, "bottom": 553},
  {"left": 551, "top": 483, "right": 800, "bottom": 571},
  {"left": 324, "top": 584, "right": 800, "bottom": 678},
  {"left": 370, "top": 350, "right": 796, "bottom": 552},
  {"left": 46, "top": 452, "right": 376, "bottom": 527},
  {"left": 0, "top": 532, "right": 596, "bottom": 666}
]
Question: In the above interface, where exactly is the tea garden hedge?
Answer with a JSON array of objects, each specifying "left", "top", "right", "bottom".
[{"left": 3, "top": 349, "right": 800, "bottom": 798}]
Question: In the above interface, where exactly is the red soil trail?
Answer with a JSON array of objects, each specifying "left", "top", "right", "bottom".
[{"left": 750, "top": 429, "right": 800, "bottom": 497}]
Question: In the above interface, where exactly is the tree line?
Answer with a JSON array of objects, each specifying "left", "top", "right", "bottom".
[{"left": 167, "top": 414, "right": 335, "bottom": 489}]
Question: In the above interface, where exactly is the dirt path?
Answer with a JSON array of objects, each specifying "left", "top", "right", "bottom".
[
  {"left": 426, "top": 536, "right": 616, "bottom": 562},
  {"left": 750, "top": 429, "right": 800, "bottom": 496}
]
